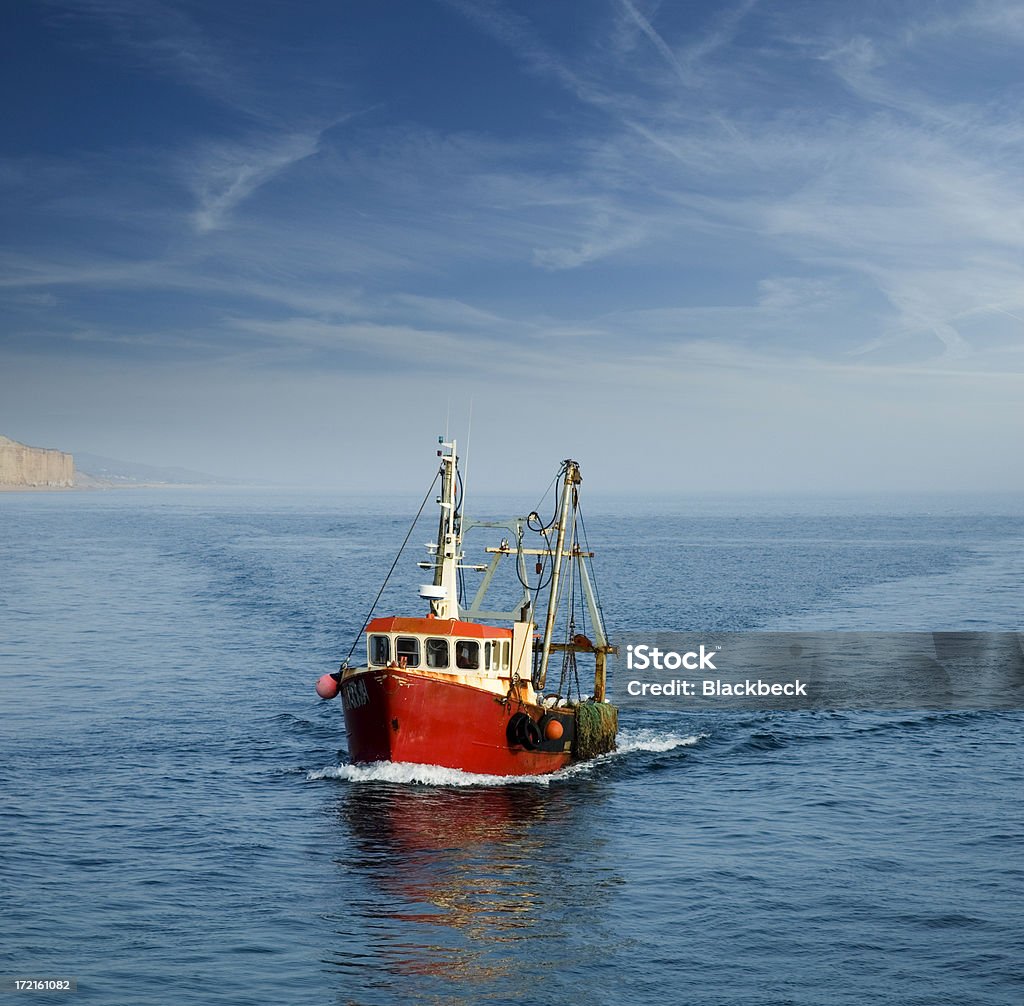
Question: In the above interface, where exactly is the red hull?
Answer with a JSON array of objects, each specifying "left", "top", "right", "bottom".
[{"left": 340, "top": 669, "right": 572, "bottom": 776}]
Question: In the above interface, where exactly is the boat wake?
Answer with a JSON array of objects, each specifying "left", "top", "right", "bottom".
[
  {"left": 306, "top": 729, "right": 707, "bottom": 787},
  {"left": 617, "top": 727, "right": 710, "bottom": 754}
]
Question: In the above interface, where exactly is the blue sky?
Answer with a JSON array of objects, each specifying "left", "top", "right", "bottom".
[{"left": 1, "top": 0, "right": 1022, "bottom": 491}]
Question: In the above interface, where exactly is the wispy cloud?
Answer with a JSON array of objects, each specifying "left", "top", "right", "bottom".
[
  {"left": 439, "top": 0, "right": 601, "bottom": 107},
  {"left": 617, "top": 0, "right": 690, "bottom": 82},
  {"left": 46, "top": 0, "right": 243, "bottom": 110},
  {"left": 618, "top": 0, "right": 760, "bottom": 89},
  {"left": 6, "top": 1, "right": 1024, "bottom": 386},
  {"left": 186, "top": 131, "right": 322, "bottom": 233}
]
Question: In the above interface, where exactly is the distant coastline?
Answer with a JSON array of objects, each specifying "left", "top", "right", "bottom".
[
  {"left": 0, "top": 434, "right": 74, "bottom": 489},
  {"left": 0, "top": 434, "right": 241, "bottom": 491}
]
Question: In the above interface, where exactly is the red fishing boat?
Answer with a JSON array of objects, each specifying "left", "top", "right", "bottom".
[{"left": 315, "top": 439, "right": 618, "bottom": 776}]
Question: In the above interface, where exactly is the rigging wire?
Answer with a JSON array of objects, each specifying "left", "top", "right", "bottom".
[
  {"left": 339, "top": 469, "right": 441, "bottom": 668},
  {"left": 455, "top": 461, "right": 466, "bottom": 606},
  {"left": 461, "top": 398, "right": 473, "bottom": 519},
  {"left": 527, "top": 461, "right": 567, "bottom": 534},
  {"left": 576, "top": 501, "right": 608, "bottom": 634},
  {"left": 517, "top": 459, "right": 565, "bottom": 599},
  {"left": 532, "top": 468, "right": 559, "bottom": 516},
  {"left": 515, "top": 523, "right": 554, "bottom": 594}
]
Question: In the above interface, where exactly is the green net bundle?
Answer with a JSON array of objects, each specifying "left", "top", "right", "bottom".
[{"left": 573, "top": 701, "right": 618, "bottom": 760}]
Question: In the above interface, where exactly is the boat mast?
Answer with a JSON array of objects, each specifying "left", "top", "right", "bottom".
[
  {"left": 427, "top": 438, "right": 461, "bottom": 620},
  {"left": 534, "top": 459, "right": 580, "bottom": 691}
]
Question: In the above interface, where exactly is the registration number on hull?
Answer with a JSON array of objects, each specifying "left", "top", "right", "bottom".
[{"left": 341, "top": 677, "right": 370, "bottom": 710}]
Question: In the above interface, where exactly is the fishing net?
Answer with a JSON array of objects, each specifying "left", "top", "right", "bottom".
[{"left": 573, "top": 701, "right": 618, "bottom": 760}]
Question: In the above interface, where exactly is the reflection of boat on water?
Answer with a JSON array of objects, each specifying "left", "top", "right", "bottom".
[
  {"left": 339, "top": 782, "right": 556, "bottom": 856},
  {"left": 328, "top": 785, "right": 552, "bottom": 985},
  {"left": 316, "top": 440, "right": 618, "bottom": 776},
  {"left": 328, "top": 781, "right": 616, "bottom": 989}
]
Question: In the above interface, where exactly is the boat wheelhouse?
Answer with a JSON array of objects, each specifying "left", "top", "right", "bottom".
[{"left": 364, "top": 616, "right": 519, "bottom": 696}]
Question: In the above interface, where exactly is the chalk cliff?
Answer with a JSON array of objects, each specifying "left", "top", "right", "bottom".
[{"left": 0, "top": 435, "right": 75, "bottom": 487}]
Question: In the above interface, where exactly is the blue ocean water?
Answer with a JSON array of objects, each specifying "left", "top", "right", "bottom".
[{"left": 1, "top": 488, "right": 1021, "bottom": 1005}]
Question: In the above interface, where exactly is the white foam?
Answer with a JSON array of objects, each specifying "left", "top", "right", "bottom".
[
  {"left": 308, "top": 760, "right": 573, "bottom": 786},
  {"left": 307, "top": 730, "right": 707, "bottom": 787},
  {"left": 616, "top": 728, "right": 709, "bottom": 754}
]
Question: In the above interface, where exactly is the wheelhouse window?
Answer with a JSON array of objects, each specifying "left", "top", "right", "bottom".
[
  {"left": 395, "top": 636, "right": 420, "bottom": 668},
  {"left": 425, "top": 638, "right": 449, "bottom": 669},
  {"left": 501, "top": 640, "right": 510, "bottom": 671},
  {"left": 454, "top": 640, "right": 479, "bottom": 670},
  {"left": 369, "top": 634, "right": 390, "bottom": 666}
]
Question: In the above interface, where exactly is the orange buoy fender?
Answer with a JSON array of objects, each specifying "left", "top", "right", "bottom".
[
  {"left": 543, "top": 717, "right": 564, "bottom": 741},
  {"left": 316, "top": 673, "right": 341, "bottom": 700}
]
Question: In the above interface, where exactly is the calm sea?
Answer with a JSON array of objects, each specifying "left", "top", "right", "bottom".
[{"left": 1, "top": 489, "right": 1021, "bottom": 1005}]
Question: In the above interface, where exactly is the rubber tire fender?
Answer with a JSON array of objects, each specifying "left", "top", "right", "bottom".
[{"left": 507, "top": 712, "right": 542, "bottom": 750}]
